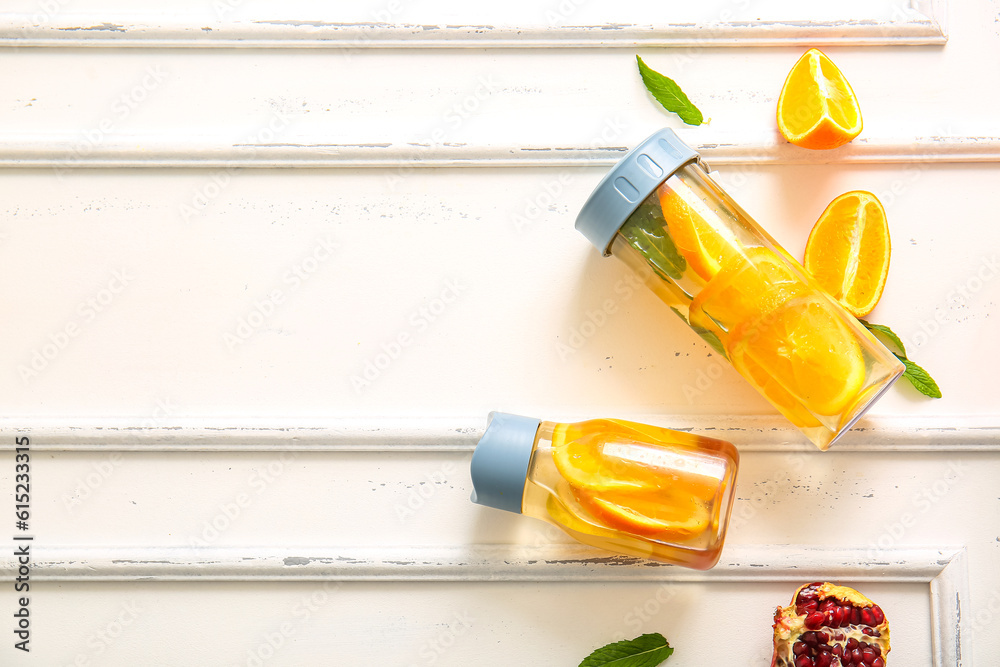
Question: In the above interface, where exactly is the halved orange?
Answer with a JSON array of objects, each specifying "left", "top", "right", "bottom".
[
  {"left": 689, "top": 246, "right": 810, "bottom": 348},
  {"left": 728, "top": 295, "right": 865, "bottom": 416},
  {"left": 804, "top": 191, "right": 890, "bottom": 318},
  {"left": 777, "top": 48, "right": 862, "bottom": 150},
  {"left": 659, "top": 180, "right": 743, "bottom": 281}
]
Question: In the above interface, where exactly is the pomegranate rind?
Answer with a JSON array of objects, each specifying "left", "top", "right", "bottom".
[
  {"left": 771, "top": 582, "right": 891, "bottom": 667},
  {"left": 799, "top": 581, "right": 874, "bottom": 609}
]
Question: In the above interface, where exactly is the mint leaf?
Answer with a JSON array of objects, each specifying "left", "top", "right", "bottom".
[
  {"left": 620, "top": 196, "right": 686, "bottom": 280},
  {"left": 579, "top": 633, "right": 674, "bottom": 667},
  {"left": 859, "top": 320, "right": 941, "bottom": 398},
  {"left": 901, "top": 357, "right": 942, "bottom": 398},
  {"left": 672, "top": 303, "right": 728, "bottom": 360},
  {"left": 860, "top": 319, "right": 907, "bottom": 358},
  {"left": 691, "top": 322, "right": 728, "bottom": 359},
  {"left": 636, "top": 56, "right": 704, "bottom": 126}
]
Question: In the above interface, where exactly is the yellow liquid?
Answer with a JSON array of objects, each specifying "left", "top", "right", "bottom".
[
  {"left": 615, "top": 166, "right": 904, "bottom": 450},
  {"left": 522, "top": 419, "right": 739, "bottom": 569}
]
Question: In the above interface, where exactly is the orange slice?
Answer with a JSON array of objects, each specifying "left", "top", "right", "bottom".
[
  {"left": 689, "top": 246, "right": 810, "bottom": 349},
  {"left": 729, "top": 295, "right": 865, "bottom": 416},
  {"left": 804, "top": 191, "right": 890, "bottom": 318},
  {"left": 730, "top": 342, "right": 822, "bottom": 430},
  {"left": 659, "top": 180, "right": 743, "bottom": 281},
  {"left": 581, "top": 489, "right": 710, "bottom": 539},
  {"left": 553, "top": 431, "right": 655, "bottom": 494},
  {"left": 552, "top": 421, "right": 722, "bottom": 499},
  {"left": 545, "top": 493, "right": 625, "bottom": 543},
  {"left": 777, "top": 48, "right": 862, "bottom": 150}
]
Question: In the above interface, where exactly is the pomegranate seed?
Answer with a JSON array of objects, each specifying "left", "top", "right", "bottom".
[
  {"left": 872, "top": 605, "right": 885, "bottom": 624},
  {"left": 846, "top": 638, "right": 858, "bottom": 650},
  {"left": 798, "top": 600, "right": 818, "bottom": 615},
  {"left": 805, "top": 613, "right": 825, "bottom": 630},
  {"left": 814, "top": 654, "right": 831, "bottom": 667},
  {"left": 862, "top": 647, "right": 877, "bottom": 663},
  {"left": 798, "top": 585, "right": 821, "bottom": 602},
  {"left": 802, "top": 632, "right": 817, "bottom": 645},
  {"left": 831, "top": 607, "right": 845, "bottom": 627},
  {"left": 850, "top": 606, "right": 861, "bottom": 625},
  {"left": 872, "top": 659, "right": 885, "bottom": 667},
  {"left": 832, "top": 645, "right": 843, "bottom": 658},
  {"left": 815, "top": 632, "right": 829, "bottom": 643},
  {"left": 871, "top": 644, "right": 881, "bottom": 656},
  {"left": 796, "top": 657, "right": 812, "bottom": 667},
  {"left": 794, "top": 642, "right": 808, "bottom": 656},
  {"left": 861, "top": 607, "right": 875, "bottom": 626},
  {"left": 820, "top": 599, "right": 837, "bottom": 612},
  {"left": 852, "top": 647, "right": 864, "bottom": 663}
]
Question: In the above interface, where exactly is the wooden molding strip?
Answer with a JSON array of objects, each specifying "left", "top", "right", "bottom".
[
  {"left": 0, "top": 134, "right": 996, "bottom": 169},
  {"left": 2, "top": 544, "right": 963, "bottom": 582},
  {"left": 0, "top": 13, "right": 947, "bottom": 49},
  {"left": 1, "top": 415, "right": 997, "bottom": 452},
  {"left": 0, "top": 545, "right": 968, "bottom": 666}
]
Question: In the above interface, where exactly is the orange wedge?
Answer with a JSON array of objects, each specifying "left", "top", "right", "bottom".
[
  {"left": 777, "top": 48, "right": 862, "bottom": 150},
  {"left": 729, "top": 295, "right": 865, "bottom": 416},
  {"left": 659, "top": 180, "right": 743, "bottom": 281},
  {"left": 804, "top": 191, "right": 890, "bottom": 318}
]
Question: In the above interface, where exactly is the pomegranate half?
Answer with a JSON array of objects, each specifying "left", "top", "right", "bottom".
[{"left": 772, "top": 582, "right": 890, "bottom": 667}]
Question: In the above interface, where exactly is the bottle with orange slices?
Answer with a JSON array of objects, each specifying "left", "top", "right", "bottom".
[
  {"left": 470, "top": 412, "right": 740, "bottom": 569},
  {"left": 575, "top": 129, "right": 904, "bottom": 450}
]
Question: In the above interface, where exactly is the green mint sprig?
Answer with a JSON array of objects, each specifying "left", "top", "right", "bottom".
[
  {"left": 860, "top": 320, "right": 942, "bottom": 398},
  {"left": 620, "top": 196, "right": 686, "bottom": 281},
  {"left": 636, "top": 56, "right": 705, "bottom": 126},
  {"left": 579, "top": 633, "right": 674, "bottom": 667}
]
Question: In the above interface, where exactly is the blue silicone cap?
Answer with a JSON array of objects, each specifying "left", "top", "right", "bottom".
[
  {"left": 575, "top": 128, "right": 700, "bottom": 256},
  {"left": 469, "top": 412, "right": 541, "bottom": 514}
]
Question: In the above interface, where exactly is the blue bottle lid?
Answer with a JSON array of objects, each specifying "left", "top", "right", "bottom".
[
  {"left": 575, "top": 128, "right": 700, "bottom": 256},
  {"left": 469, "top": 412, "right": 542, "bottom": 514}
]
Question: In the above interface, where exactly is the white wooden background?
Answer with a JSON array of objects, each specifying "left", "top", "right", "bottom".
[{"left": 1, "top": 0, "right": 998, "bottom": 665}]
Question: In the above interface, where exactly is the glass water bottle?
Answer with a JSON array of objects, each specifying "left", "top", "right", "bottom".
[
  {"left": 470, "top": 412, "right": 739, "bottom": 570},
  {"left": 574, "top": 129, "right": 904, "bottom": 450}
]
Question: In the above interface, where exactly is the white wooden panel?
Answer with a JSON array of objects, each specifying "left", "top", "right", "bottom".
[
  {"left": 2, "top": 45, "right": 997, "bottom": 163},
  {"left": 1, "top": 450, "right": 994, "bottom": 550},
  {"left": 1, "top": 547, "right": 966, "bottom": 664},
  {"left": 15, "top": 580, "right": 934, "bottom": 666},
  {"left": 0, "top": 166, "right": 996, "bottom": 421}
]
